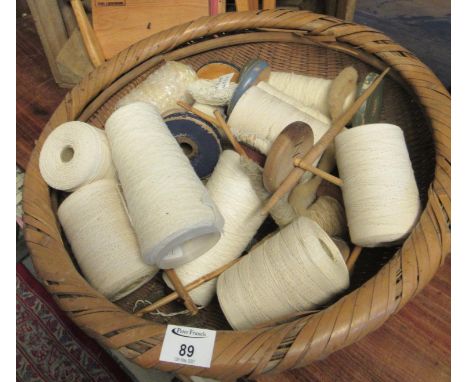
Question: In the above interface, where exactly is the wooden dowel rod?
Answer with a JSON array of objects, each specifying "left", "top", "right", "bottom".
[
  {"left": 214, "top": 110, "right": 249, "bottom": 158},
  {"left": 164, "top": 269, "right": 198, "bottom": 315},
  {"left": 135, "top": 258, "right": 241, "bottom": 316},
  {"left": 177, "top": 100, "right": 218, "bottom": 126},
  {"left": 261, "top": 67, "right": 390, "bottom": 215},
  {"left": 293, "top": 158, "right": 344, "bottom": 187},
  {"left": 70, "top": 0, "right": 105, "bottom": 67},
  {"left": 346, "top": 245, "right": 363, "bottom": 271}
]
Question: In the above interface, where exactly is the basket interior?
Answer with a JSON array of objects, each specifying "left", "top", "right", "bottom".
[{"left": 56, "top": 40, "right": 436, "bottom": 331}]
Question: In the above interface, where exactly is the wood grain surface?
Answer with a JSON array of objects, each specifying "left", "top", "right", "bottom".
[
  {"left": 92, "top": 0, "right": 210, "bottom": 60},
  {"left": 16, "top": 12, "right": 450, "bottom": 381},
  {"left": 16, "top": 15, "right": 67, "bottom": 169}
]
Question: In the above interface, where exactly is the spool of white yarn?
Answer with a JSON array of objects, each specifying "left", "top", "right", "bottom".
[
  {"left": 163, "top": 150, "right": 266, "bottom": 306},
  {"left": 58, "top": 179, "right": 158, "bottom": 301},
  {"left": 228, "top": 86, "right": 329, "bottom": 154},
  {"left": 268, "top": 71, "right": 332, "bottom": 116},
  {"left": 39, "top": 121, "right": 116, "bottom": 191},
  {"left": 105, "top": 102, "right": 224, "bottom": 269},
  {"left": 335, "top": 123, "right": 420, "bottom": 247},
  {"left": 217, "top": 217, "right": 350, "bottom": 330},
  {"left": 116, "top": 61, "right": 197, "bottom": 114},
  {"left": 257, "top": 81, "right": 331, "bottom": 125}
]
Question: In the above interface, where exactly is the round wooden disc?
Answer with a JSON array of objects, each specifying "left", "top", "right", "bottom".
[
  {"left": 263, "top": 121, "right": 315, "bottom": 193},
  {"left": 197, "top": 61, "right": 240, "bottom": 82}
]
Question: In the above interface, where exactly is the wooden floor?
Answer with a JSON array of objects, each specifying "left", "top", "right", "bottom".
[{"left": 16, "top": 13, "right": 450, "bottom": 382}]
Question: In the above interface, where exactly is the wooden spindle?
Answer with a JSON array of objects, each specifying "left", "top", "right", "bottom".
[
  {"left": 164, "top": 269, "right": 198, "bottom": 315},
  {"left": 214, "top": 110, "right": 249, "bottom": 158},
  {"left": 136, "top": 258, "right": 241, "bottom": 316},
  {"left": 346, "top": 245, "right": 363, "bottom": 272},
  {"left": 176, "top": 100, "right": 219, "bottom": 126},
  {"left": 260, "top": 67, "right": 390, "bottom": 215},
  {"left": 293, "top": 158, "right": 344, "bottom": 187}
]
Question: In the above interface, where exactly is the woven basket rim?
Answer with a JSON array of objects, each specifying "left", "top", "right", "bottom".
[{"left": 23, "top": 10, "right": 451, "bottom": 380}]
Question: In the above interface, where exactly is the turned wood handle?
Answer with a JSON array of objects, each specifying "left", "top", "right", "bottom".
[
  {"left": 293, "top": 158, "right": 344, "bottom": 187},
  {"left": 70, "top": 0, "right": 105, "bottom": 67}
]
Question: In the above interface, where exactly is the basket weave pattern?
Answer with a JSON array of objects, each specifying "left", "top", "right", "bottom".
[{"left": 23, "top": 10, "right": 450, "bottom": 379}]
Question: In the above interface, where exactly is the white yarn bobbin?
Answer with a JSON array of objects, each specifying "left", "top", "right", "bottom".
[
  {"left": 58, "top": 179, "right": 158, "bottom": 301},
  {"left": 39, "top": 121, "right": 116, "bottom": 191},
  {"left": 105, "top": 102, "right": 224, "bottom": 269},
  {"left": 163, "top": 150, "right": 266, "bottom": 306},
  {"left": 116, "top": 61, "right": 197, "bottom": 114},
  {"left": 335, "top": 123, "right": 420, "bottom": 247},
  {"left": 227, "top": 86, "right": 329, "bottom": 154},
  {"left": 257, "top": 81, "right": 331, "bottom": 125},
  {"left": 217, "top": 217, "right": 350, "bottom": 330},
  {"left": 268, "top": 71, "right": 332, "bottom": 116}
]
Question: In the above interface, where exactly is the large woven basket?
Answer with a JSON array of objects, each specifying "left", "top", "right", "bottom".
[{"left": 23, "top": 10, "right": 451, "bottom": 380}]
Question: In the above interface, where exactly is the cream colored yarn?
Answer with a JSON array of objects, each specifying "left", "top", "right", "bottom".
[
  {"left": 192, "top": 102, "right": 224, "bottom": 119},
  {"left": 335, "top": 123, "right": 420, "bottom": 247},
  {"left": 217, "top": 217, "right": 350, "bottom": 330},
  {"left": 302, "top": 196, "right": 347, "bottom": 238},
  {"left": 105, "top": 102, "right": 224, "bottom": 268},
  {"left": 289, "top": 144, "right": 337, "bottom": 214},
  {"left": 163, "top": 150, "right": 266, "bottom": 306},
  {"left": 187, "top": 78, "right": 237, "bottom": 106},
  {"left": 116, "top": 61, "right": 197, "bottom": 114},
  {"left": 57, "top": 179, "right": 158, "bottom": 301},
  {"left": 228, "top": 86, "right": 329, "bottom": 154},
  {"left": 268, "top": 71, "right": 333, "bottom": 116},
  {"left": 257, "top": 81, "right": 331, "bottom": 125},
  {"left": 39, "top": 121, "right": 116, "bottom": 192},
  {"left": 239, "top": 156, "right": 296, "bottom": 227}
]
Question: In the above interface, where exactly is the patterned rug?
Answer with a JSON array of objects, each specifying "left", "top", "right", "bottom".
[{"left": 16, "top": 264, "right": 132, "bottom": 382}]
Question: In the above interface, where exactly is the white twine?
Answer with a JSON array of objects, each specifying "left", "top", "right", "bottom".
[
  {"left": 257, "top": 81, "right": 331, "bottom": 125},
  {"left": 163, "top": 150, "right": 266, "bottom": 306},
  {"left": 217, "top": 217, "right": 350, "bottom": 330},
  {"left": 335, "top": 123, "right": 420, "bottom": 247},
  {"left": 117, "top": 61, "right": 197, "bottom": 114},
  {"left": 187, "top": 78, "right": 237, "bottom": 106},
  {"left": 228, "top": 86, "right": 329, "bottom": 154},
  {"left": 39, "top": 121, "right": 116, "bottom": 191},
  {"left": 105, "top": 102, "right": 224, "bottom": 269},
  {"left": 268, "top": 71, "right": 333, "bottom": 116},
  {"left": 57, "top": 179, "right": 158, "bottom": 301}
]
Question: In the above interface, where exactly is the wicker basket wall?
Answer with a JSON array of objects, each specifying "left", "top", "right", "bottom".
[{"left": 23, "top": 10, "right": 450, "bottom": 380}]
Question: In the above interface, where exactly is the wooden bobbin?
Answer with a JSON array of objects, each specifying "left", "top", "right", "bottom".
[
  {"left": 263, "top": 121, "right": 315, "bottom": 193},
  {"left": 197, "top": 61, "right": 240, "bottom": 82}
]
